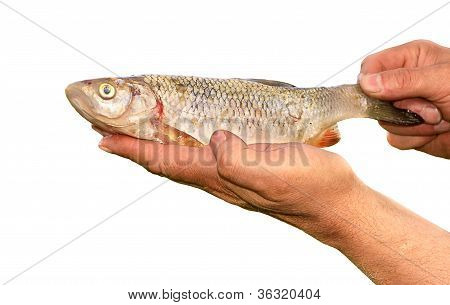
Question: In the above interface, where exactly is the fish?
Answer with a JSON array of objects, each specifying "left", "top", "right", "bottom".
[{"left": 65, "top": 75, "right": 423, "bottom": 147}]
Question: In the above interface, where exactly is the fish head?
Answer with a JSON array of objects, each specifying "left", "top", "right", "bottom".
[{"left": 65, "top": 77, "right": 159, "bottom": 137}]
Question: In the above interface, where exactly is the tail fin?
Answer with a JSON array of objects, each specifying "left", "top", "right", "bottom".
[{"left": 367, "top": 100, "right": 423, "bottom": 125}]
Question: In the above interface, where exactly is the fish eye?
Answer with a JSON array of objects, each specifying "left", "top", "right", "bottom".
[{"left": 98, "top": 83, "right": 116, "bottom": 100}]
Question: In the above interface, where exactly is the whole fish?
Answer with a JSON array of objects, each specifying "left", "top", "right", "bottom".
[{"left": 65, "top": 75, "right": 422, "bottom": 147}]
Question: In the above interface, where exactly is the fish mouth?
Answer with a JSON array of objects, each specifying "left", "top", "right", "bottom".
[
  {"left": 65, "top": 83, "right": 137, "bottom": 129},
  {"left": 65, "top": 83, "right": 96, "bottom": 124},
  {"left": 65, "top": 83, "right": 104, "bottom": 127},
  {"left": 65, "top": 82, "right": 86, "bottom": 111}
]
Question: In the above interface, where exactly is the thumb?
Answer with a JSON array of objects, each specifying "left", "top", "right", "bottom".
[
  {"left": 359, "top": 63, "right": 450, "bottom": 101},
  {"left": 209, "top": 130, "right": 253, "bottom": 182}
]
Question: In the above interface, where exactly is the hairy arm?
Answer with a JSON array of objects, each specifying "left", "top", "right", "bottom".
[{"left": 303, "top": 187, "right": 450, "bottom": 284}]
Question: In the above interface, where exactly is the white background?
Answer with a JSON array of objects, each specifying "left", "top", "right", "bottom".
[{"left": 0, "top": 0, "right": 449, "bottom": 303}]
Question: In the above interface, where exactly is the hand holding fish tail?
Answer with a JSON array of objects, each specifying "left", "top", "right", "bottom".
[
  {"left": 98, "top": 129, "right": 450, "bottom": 284},
  {"left": 359, "top": 40, "right": 450, "bottom": 158}
]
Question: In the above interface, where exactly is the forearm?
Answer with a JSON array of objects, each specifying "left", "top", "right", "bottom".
[
  {"left": 278, "top": 186, "right": 450, "bottom": 284},
  {"left": 331, "top": 188, "right": 449, "bottom": 284}
]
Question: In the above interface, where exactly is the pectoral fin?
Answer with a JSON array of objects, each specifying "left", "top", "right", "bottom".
[
  {"left": 155, "top": 123, "right": 204, "bottom": 147},
  {"left": 308, "top": 125, "right": 341, "bottom": 147}
]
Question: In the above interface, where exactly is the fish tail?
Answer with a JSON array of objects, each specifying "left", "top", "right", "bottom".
[{"left": 366, "top": 99, "right": 423, "bottom": 125}]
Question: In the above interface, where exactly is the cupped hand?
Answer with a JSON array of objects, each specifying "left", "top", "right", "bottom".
[
  {"left": 94, "top": 128, "right": 450, "bottom": 284},
  {"left": 359, "top": 40, "right": 450, "bottom": 158},
  {"left": 98, "top": 129, "right": 365, "bottom": 239}
]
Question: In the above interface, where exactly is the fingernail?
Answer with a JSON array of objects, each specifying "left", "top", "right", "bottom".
[
  {"left": 423, "top": 105, "right": 442, "bottom": 125},
  {"left": 98, "top": 135, "right": 113, "bottom": 153},
  {"left": 360, "top": 73, "right": 382, "bottom": 93},
  {"left": 211, "top": 130, "right": 227, "bottom": 144},
  {"left": 357, "top": 73, "right": 363, "bottom": 83},
  {"left": 210, "top": 131, "right": 227, "bottom": 158},
  {"left": 433, "top": 120, "right": 450, "bottom": 133}
]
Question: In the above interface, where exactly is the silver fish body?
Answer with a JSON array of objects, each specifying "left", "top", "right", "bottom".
[{"left": 66, "top": 75, "right": 422, "bottom": 147}]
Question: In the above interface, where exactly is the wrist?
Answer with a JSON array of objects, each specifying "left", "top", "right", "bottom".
[
  {"left": 306, "top": 179, "right": 376, "bottom": 248},
  {"left": 315, "top": 183, "right": 377, "bottom": 249},
  {"left": 275, "top": 175, "right": 374, "bottom": 247}
]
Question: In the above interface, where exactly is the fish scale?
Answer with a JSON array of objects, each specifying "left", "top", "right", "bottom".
[{"left": 141, "top": 75, "right": 337, "bottom": 144}]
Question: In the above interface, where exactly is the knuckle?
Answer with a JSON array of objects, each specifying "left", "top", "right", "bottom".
[
  {"left": 386, "top": 134, "right": 405, "bottom": 150},
  {"left": 383, "top": 69, "right": 415, "bottom": 91},
  {"left": 410, "top": 39, "right": 434, "bottom": 47},
  {"left": 158, "top": 159, "right": 172, "bottom": 177},
  {"left": 360, "top": 54, "right": 377, "bottom": 71},
  {"left": 408, "top": 39, "right": 439, "bottom": 55},
  {"left": 144, "top": 145, "right": 164, "bottom": 174},
  {"left": 360, "top": 55, "right": 372, "bottom": 67},
  {"left": 414, "top": 39, "right": 442, "bottom": 60}
]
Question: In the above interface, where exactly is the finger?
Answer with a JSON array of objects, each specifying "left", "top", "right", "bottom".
[
  {"left": 361, "top": 43, "right": 419, "bottom": 74},
  {"left": 386, "top": 133, "right": 435, "bottom": 150},
  {"left": 360, "top": 40, "right": 450, "bottom": 74},
  {"left": 209, "top": 130, "right": 271, "bottom": 190},
  {"left": 99, "top": 134, "right": 157, "bottom": 167},
  {"left": 99, "top": 134, "right": 217, "bottom": 185},
  {"left": 380, "top": 120, "right": 450, "bottom": 136},
  {"left": 99, "top": 134, "right": 252, "bottom": 207},
  {"left": 359, "top": 63, "right": 450, "bottom": 101},
  {"left": 415, "top": 132, "right": 450, "bottom": 158},
  {"left": 392, "top": 98, "right": 441, "bottom": 125},
  {"left": 209, "top": 130, "right": 249, "bottom": 181}
]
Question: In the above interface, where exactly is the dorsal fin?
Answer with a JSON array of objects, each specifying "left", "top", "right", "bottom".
[
  {"left": 308, "top": 124, "right": 341, "bottom": 147},
  {"left": 242, "top": 78, "right": 297, "bottom": 88}
]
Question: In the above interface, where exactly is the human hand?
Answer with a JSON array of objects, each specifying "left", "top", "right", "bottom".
[
  {"left": 97, "top": 128, "right": 365, "bottom": 240},
  {"left": 97, "top": 128, "right": 450, "bottom": 284},
  {"left": 359, "top": 40, "right": 450, "bottom": 158}
]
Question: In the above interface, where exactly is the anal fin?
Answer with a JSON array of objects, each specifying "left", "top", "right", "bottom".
[{"left": 308, "top": 124, "right": 341, "bottom": 147}]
